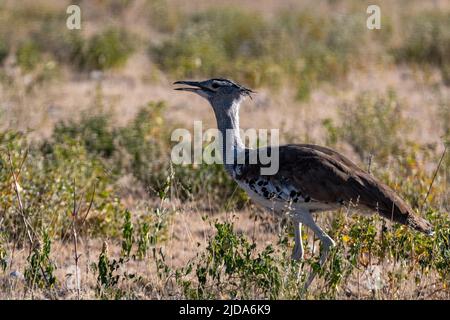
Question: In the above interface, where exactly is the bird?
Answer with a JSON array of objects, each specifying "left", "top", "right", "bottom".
[{"left": 174, "top": 78, "right": 434, "bottom": 286}]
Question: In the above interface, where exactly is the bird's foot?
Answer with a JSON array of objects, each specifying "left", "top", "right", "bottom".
[
  {"left": 319, "top": 237, "right": 335, "bottom": 265},
  {"left": 303, "top": 237, "right": 336, "bottom": 292},
  {"left": 291, "top": 244, "right": 304, "bottom": 261}
]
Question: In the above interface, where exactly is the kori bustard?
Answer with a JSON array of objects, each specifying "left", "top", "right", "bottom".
[{"left": 174, "top": 78, "right": 433, "bottom": 281}]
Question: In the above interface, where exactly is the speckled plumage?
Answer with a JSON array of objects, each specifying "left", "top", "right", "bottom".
[{"left": 230, "top": 145, "right": 433, "bottom": 234}]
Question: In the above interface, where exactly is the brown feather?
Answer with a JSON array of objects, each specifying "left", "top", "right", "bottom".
[{"left": 238, "top": 144, "right": 433, "bottom": 235}]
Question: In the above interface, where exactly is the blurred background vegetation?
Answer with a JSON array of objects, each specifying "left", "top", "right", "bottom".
[{"left": 0, "top": 0, "right": 449, "bottom": 299}]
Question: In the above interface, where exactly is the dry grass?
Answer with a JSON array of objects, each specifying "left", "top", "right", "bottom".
[{"left": 0, "top": 0, "right": 449, "bottom": 300}]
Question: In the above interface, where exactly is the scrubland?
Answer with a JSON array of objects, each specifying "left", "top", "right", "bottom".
[{"left": 0, "top": 0, "right": 449, "bottom": 299}]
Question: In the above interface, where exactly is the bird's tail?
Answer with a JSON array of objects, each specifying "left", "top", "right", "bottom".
[
  {"left": 359, "top": 176, "right": 434, "bottom": 236},
  {"left": 406, "top": 214, "right": 434, "bottom": 236},
  {"left": 377, "top": 203, "right": 434, "bottom": 236}
]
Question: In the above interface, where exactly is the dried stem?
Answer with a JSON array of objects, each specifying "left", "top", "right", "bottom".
[
  {"left": 7, "top": 149, "right": 34, "bottom": 249},
  {"left": 69, "top": 179, "right": 95, "bottom": 299},
  {"left": 420, "top": 144, "right": 447, "bottom": 211},
  {"left": 72, "top": 179, "right": 81, "bottom": 299}
]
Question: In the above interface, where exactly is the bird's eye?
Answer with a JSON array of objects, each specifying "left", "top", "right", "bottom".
[{"left": 211, "top": 83, "right": 219, "bottom": 89}]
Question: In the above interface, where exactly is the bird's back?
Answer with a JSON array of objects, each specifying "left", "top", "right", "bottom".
[{"left": 234, "top": 144, "right": 433, "bottom": 235}]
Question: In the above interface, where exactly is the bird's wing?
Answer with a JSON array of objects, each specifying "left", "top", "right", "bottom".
[{"left": 238, "top": 144, "right": 432, "bottom": 234}]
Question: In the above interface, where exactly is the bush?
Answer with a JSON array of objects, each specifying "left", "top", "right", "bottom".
[
  {"left": 24, "top": 231, "right": 57, "bottom": 290},
  {"left": 33, "top": 21, "right": 86, "bottom": 69},
  {"left": 115, "top": 101, "right": 246, "bottom": 209},
  {"left": 83, "top": 28, "right": 135, "bottom": 70},
  {"left": 153, "top": 8, "right": 310, "bottom": 88},
  {"left": 173, "top": 163, "right": 248, "bottom": 209},
  {"left": 53, "top": 114, "right": 116, "bottom": 158},
  {"left": 151, "top": 8, "right": 368, "bottom": 94},
  {"left": 0, "top": 131, "right": 124, "bottom": 241},
  {"left": 151, "top": 8, "right": 270, "bottom": 83},
  {"left": 48, "top": 101, "right": 244, "bottom": 209},
  {"left": 395, "top": 11, "right": 450, "bottom": 84},
  {"left": 162, "top": 221, "right": 283, "bottom": 299},
  {"left": 146, "top": 0, "right": 182, "bottom": 33},
  {"left": 116, "top": 101, "right": 170, "bottom": 188},
  {"left": 0, "top": 38, "right": 8, "bottom": 64},
  {"left": 331, "top": 91, "right": 407, "bottom": 163},
  {"left": 32, "top": 22, "right": 134, "bottom": 72}
]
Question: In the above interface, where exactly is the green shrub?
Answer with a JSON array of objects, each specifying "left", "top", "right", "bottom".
[
  {"left": 121, "top": 210, "right": 134, "bottom": 258},
  {"left": 333, "top": 90, "right": 407, "bottom": 163},
  {"left": 95, "top": 242, "right": 123, "bottom": 299},
  {"left": 151, "top": 7, "right": 368, "bottom": 93},
  {"left": 24, "top": 231, "right": 57, "bottom": 290},
  {"left": 33, "top": 21, "right": 86, "bottom": 68},
  {"left": 173, "top": 163, "right": 248, "bottom": 209},
  {"left": 396, "top": 11, "right": 450, "bottom": 84},
  {"left": 151, "top": 8, "right": 283, "bottom": 87},
  {"left": 33, "top": 22, "right": 134, "bottom": 72},
  {"left": 0, "top": 131, "right": 124, "bottom": 240},
  {"left": 53, "top": 114, "right": 116, "bottom": 158},
  {"left": 0, "top": 38, "right": 8, "bottom": 64},
  {"left": 118, "top": 101, "right": 247, "bottom": 208},
  {"left": 116, "top": 101, "right": 170, "bottom": 188},
  {"left": 137, "top": 221, "right": 150, "bottom": 260},
  {"left": 171, "top": 221, "right": 282, "bottom": 299},
  {"left": 47, "top": 101, "right": 243, "bottom": 209},
  {"left": 84, "top": 28, "right": 135, "bottom": 70},
  {"left": 433, "top": 218, "right": 450, "bottom": 283},
  {"left": 94, "top": 240, "right": 140, "bottom": 299},
  {"left": 16, "top": 41, "right": 41, "bottom": 71},
  {"left": 146, "top": 0, "right": 182, "bottom": 33}
]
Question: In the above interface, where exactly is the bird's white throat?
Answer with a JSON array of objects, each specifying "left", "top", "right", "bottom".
[{"left": 211, "top": 99, "right": 245, "bottom": 172}]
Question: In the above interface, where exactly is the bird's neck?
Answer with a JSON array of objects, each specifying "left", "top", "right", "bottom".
[{"left": 211, "top": 99, "right": 245, "bottom": 173}]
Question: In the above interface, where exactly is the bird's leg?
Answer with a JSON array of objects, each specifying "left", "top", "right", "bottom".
[
  {"left": 291, "top": 219, "right": 304, "bottom": 261},
  {"left": 300, "top": 212, "right": 336, "bottom": 291}
]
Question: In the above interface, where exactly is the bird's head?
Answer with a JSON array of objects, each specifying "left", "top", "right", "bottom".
[{"left": 174, "top": 78, "right": 254, "bottom": 108}]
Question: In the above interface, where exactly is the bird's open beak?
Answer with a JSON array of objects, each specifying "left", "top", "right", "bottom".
[{"left": 173, "top": 80, "right": 210, "bottom": 93}]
